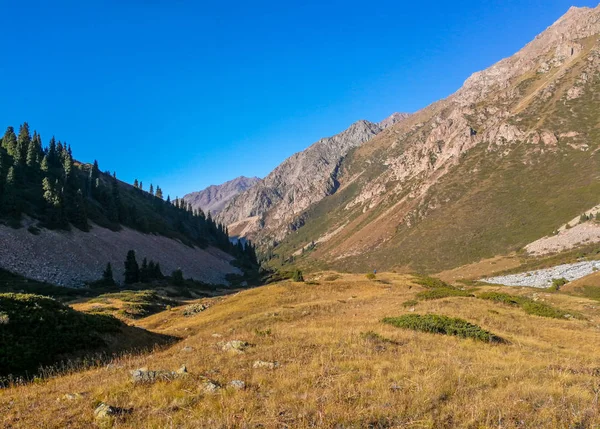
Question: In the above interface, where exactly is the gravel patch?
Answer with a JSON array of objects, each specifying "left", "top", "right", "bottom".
[
  {"left": 483, "top": 260, "right": 600, "bottom": 288},
  {"left": 0, "top": 221, "right": 241, "bottom": 287}
]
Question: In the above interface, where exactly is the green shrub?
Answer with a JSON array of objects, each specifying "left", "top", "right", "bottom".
[
  {"left": 292, "top": 269, "right": 304, "bottom": 282},
  {"left": 412, "top": 276, "right": 451, "bottom": 289},
  {"left": 0, "top": 293, "right": 123, "bottom": 377},
  {"left": 416, "top": 288, "right": 473, "bottom": 300},
  {"left": 478, "top": 292, "right": 577, "bottom": 319},
  {"left": 382, "top": 314, "right": 503, "bottom": 343},
  {"left": 549, "top": 277, "right": 568, "bottom": 291},
  {"left": 366, "top": 273, "right": 376, "bottom": 280},
  {"left": 402, "top": 299, "right": 418, "bottom": 308}
]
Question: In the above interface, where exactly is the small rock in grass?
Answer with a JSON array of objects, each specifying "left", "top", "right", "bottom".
[
  {"left": 229, "top": 380, "right": 246, "bottom": 390},
  {"left": 130, "top": 365, "right": 187, "bottom": 383},
  {"left": 94, "top": 402, "right": 132, "bottom": 420},
  {"left": 201, "top": 380, "right": 221, "bottom": 394},
  {"left": 181, "top": 346, "right": 194, "bottom": 353},
  {"left": 253, "top": 360, "right": 279, "bottom": 370},
  {"left": 222, "top": 340, "right": 248, "bottom": 353}
]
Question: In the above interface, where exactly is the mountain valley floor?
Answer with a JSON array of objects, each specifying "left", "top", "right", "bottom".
[{"left": 1, "top": 272, "right": 599, "bottom": 428}]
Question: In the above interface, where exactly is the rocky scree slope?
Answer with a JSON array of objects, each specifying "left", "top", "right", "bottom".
[
  {"left": 183, "top": 176, "right": 260, "bottom": 216},
  {"left": 217, "top": 113, "right": 410, "bottom": 241},
  {"left": 266, "top": 5, "right": 600, "bottom": 272},
  {"left": 0, "top": 219, "right": 241, "bottom": 287}
]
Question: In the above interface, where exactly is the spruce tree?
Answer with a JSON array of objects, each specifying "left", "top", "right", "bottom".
[
  {"left": 1, "top": 127, "right": 17, "bottom": 157},
  {"left": 1, "top": 166, "right": 18, "bottom": 217},
  {"left": 140, "top": 257, "right": 149, "bottom": 282},
  {"left": 155, "top": 186, "right": 163, "bottom": 199},
  {"left": 133, "top": 179, "right": 139, "bottom": 189},
  {"left": 124, "top": 250, "right": 140, "bottom": 284},
  {"left": 15, "top": 123, "right": 31, "bottom": 165},
  {"left": 102, "top": 262, "right": 115, "bottom": 286},
  {"left": 149, "top": 184, "right": 154, "bottom": 196}
]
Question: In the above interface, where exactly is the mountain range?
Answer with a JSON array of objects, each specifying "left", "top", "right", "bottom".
[{"left": 184, "top": 4, "right": 600, "bottom": 273}]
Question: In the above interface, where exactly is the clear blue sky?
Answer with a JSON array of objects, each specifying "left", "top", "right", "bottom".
[{"left": 0, "top": 0, "right": 597, "bottom": 198}]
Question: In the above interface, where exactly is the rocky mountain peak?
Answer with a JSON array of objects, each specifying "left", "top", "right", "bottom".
[
  {"left": 378, "top": 112, "right": 411, "bottom": 129},
  {"left": 184, "top": 176, "right": 261, "bottom": 215}
]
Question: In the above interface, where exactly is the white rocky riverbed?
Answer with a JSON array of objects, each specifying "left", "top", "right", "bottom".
[{"left": 482, "top": 260, "right": 600, "bottom": 288}]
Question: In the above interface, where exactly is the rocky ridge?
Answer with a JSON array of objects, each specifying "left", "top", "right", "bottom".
[
  {"left": 183, "top": 176, "right": 261, "bottom": 215},
  {"left": 218, "top": 113, "right": 410, "bottom": 240}
]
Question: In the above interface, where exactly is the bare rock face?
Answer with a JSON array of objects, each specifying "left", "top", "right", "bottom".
[
  {"left": 218, "top": 114, "right": 410, "bottom": 240},
  {"left": 183, "top": 176, "right": 261, "bottom": 215}
]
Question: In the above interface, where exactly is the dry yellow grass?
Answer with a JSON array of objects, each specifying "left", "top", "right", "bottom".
[{"left": 2, "top": 273, "right": 600, "bottom": 428}]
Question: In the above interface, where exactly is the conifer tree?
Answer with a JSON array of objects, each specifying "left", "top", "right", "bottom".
[
  {"left": 124, "top": 250, "right": 140, "bottom": 284},
  {"left": 149, "top": 184, "right": 154, "bottom": 196},
  {"left": 1, "top": 166, "right": 18, "bottom": 217},
  {"left": 15, "top": 123, "right": 31, "bottom": 166},
  {"left": 102, "top": 262, "right": 115, "bottom": 286},
  {"left": 133, "top": 179, "right": 139, "bottom": 189},
  {"left": 91, "top": 160, "right": 100, "bottom": 180},
  {"left": 140, "top": 257, "right": 149, "bottom": 282},
  {"left": 155, "top": 186, "right": 163, "bottom": 199},
  {"left": 1, "top": 127, "right": 17, "bottom": 157}
]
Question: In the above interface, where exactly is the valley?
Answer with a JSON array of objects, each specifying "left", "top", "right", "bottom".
[{"left": 3, "top": 3, "right": 600, "bottom": 428}]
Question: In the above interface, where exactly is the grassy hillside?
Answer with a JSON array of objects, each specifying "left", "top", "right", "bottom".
[
  {"left": 1, "top": 273, "right": 599, "bottom": 427},
  {"left": 262, "top": 40, "right": 600, "bottom": 274}
]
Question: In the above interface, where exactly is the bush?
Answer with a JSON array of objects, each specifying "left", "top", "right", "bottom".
[
  {"left": 416, "top": 288, "right": 473, "bottom": 300},
  {"left": 382, "top": 314, "right": 503, "bottom": 343},
  {"left": 478, "top": 292, "right": 577, "bottom": 319},
  {"left": 402, "top": 299, "right": 418, "bottom": 308},
  {"left": 366, "top": 273, "right": 376, "bottom": 280},
  {"left": 549, "top": 277, "right": 568, "bottom": 291},
  {"left": 412, "top": 276, "right": 451, "bottom": 289},
  {"left": 291, "top": 269, "right": 304, "bottom": 282}
]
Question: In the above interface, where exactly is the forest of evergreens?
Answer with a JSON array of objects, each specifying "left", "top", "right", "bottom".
[{"left": 0, "top": 122, "right": 258, "bottom": 267}]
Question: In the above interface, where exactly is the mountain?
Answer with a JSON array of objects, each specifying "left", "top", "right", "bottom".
[
  {"left": 249, "top": 5, "right": 600, "bottom": 273},
  {"left": 183, "top": 176, "right": 260, "bottom": 216},
  {"left": 217, "top": 113, "right": 410, "bottom": 240},
  {"left": 0, "top": 126, "right": 258, "bottom": 286}
]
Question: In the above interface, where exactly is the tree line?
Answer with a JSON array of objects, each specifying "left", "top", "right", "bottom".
[{"left": 0, "top": 122, "right": 258, "bottom": 267}]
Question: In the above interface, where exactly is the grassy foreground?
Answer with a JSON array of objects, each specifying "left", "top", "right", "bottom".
[{"left": 1, "top": 273, "right": 600, "bottom": 428}]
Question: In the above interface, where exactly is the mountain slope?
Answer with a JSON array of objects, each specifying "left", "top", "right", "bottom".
[
  {"left": 183, "top": 176, "right": 260, "bottom": 215},
  {"left": 265, "top": 5, "right": 600, "bottom": 273},
  {"left": 218, "top": 113, "right": 410, "bottom": 240},
  {"left": 0, "top": 124, "right": 258, "bottom": 286}
]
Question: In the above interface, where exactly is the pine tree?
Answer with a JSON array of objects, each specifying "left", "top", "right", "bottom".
[
  {"left": 1, "top": 127, "right": 17, "bottom": 157},
  {"left": 133, "top": 179, "right": 139, "bottom": 189},
  {"left": 102, "top": 262, "right": 115, "bottom": 286},
  {"left": 15, "top": 123, "right": 31, "bottom": 165},
  {"left": 155, "top": 186, "right": 163, "bottom": 199},
  {"left": 149, "top": 184, "right": 154, "bottom": 196},
  {"left": 1, "top": 166, "right": 18, "bottom": 217},
  {"left": 171, "top": 268, "right": 184, "bottom": 286},
  {"left": 91, "top": 160, "right": 100, "bottom": 180},
  {"left": 124, "top": 250, "right": 140, "bottom": 284},
  {"left": 140, "top": 257, "right": 149, "bottom": 282},
  {"left": 26, "top": 132, "right": 41, "bottom": 167},
  {"left": 154, "top": 262, "right": 164, "bottom": 279},
  {"left": 40, "top": 155, "right": 49, "bottom": 172}
]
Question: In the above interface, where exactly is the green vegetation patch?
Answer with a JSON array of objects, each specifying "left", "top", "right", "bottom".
[
  {"left": 382, "top": 314, "right": 503, "bottom": 343},
  {"left": 478, "top": 292, "right": 581, "bottom": 319},
  {"left": 412, "top": 276, "right": 451, "bottom": 289},
  {"left": 0, "top": 293, "right": 123, "bottom": 377},
  {"left": 88, "top": 290, "right": 179, "bottom": 319},
  {"left": 416, "top": 288, "right": 474, "bottom": 300}
]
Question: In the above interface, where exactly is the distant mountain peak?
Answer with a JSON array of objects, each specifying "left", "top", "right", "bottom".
[
  {"left": 184, "top": 176, "right": 261, "bottom": 215},
  {"left": 378, "top": 112, "right": 411, "bottom": 129}
]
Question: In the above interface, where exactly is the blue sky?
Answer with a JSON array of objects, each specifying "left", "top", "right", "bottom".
[{"left": 0, "top": 0, "right": 597, "bottom": 198}]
